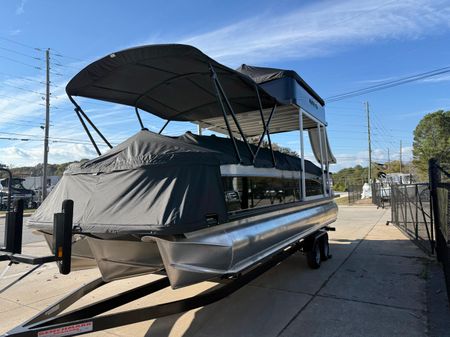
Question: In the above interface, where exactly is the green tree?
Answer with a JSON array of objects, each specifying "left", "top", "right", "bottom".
[
  {"left": 332, "top": 165, "right": 368, "bottom": 191},
  {"left": 413, "top": 110, "right": 450, "bottom": 178}
]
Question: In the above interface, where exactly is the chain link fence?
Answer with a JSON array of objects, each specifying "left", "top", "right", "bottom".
[{"left": 347, "top": 184, "right": 363, "bottom": 204}]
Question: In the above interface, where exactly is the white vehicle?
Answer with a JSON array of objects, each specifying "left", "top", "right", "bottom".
[{"left": 376, "top": 172, "right": 414, "bottom": 200}]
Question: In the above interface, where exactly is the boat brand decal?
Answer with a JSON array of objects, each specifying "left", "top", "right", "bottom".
[
  {"left": 37, "top": 322, "right": 93, "bottom": 337},
  {"left": 308, "top": 98, "right": 319, "bottom": 110}
]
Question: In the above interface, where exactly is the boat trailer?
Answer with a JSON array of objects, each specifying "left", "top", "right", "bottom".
[{"left": 0, "top": 195, "right": 334, "bottom": 337}]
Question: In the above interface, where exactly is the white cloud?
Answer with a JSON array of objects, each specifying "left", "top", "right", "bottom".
[
  {"left": 330, "top": 146, "right": 413, "bottom": 171},
  {"left": 9, "top": 29, "right": 22, "bottom": 36},
  {"left": 159, "top": 0, "right": 450, "bottom": 66},
  {"left": 393, "top": 106, "right": 450, "bottom": 119},
  {"left": 0, "top": 143, "right": 100, "bottom": 167},
  {"left": 421, "top": 73, "right": 450, "bottom": 83},
  {"left": 16, "top": 0, "right": 27, "bottom": 15}
]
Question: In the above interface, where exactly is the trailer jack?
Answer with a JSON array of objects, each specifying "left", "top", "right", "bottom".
[{"left": 0, "top": 198, "right": 74, "bottom": 292}]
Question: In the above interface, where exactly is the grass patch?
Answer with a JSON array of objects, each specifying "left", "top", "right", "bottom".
[
  {"left": 0, "top": 209, "right": 36, "bottom": 216},
  {"left": 334, "top": 197, "right": 349, "bottom": 205}
]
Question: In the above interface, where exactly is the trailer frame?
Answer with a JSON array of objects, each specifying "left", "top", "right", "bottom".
[{"left": 1, "top": 199, "right": 334, "bottom": 337}]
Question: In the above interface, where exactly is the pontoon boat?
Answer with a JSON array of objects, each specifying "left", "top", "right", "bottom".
[{"left": 28, "top": 44, "right": 337, "bottom": 288}]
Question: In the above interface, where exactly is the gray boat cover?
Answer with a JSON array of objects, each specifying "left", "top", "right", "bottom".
[
  {"left": 236, "top": 64, "right": 325, "bottom": 106},
  {"left": 28, "top": 130, "right": 228, "bottom": 235},
  {"left": 178, "top": 132, "right": 323, "bottom": 176},
  {"left": 28, "top": 130, "right": 323, "bottom": 235}
]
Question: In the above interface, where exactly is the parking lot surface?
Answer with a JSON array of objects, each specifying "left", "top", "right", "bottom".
[{"left": 0, "top": 206, "right": 432, "bottom": 336}]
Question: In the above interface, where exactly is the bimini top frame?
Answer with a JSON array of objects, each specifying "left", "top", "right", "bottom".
[{"left": 65, "top": 44, "right": 334, "bottom": 164}]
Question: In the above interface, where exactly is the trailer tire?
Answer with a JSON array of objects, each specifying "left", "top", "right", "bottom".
[
  {"left": 320, "top": 234, "right": 330, "bottom": 261},
  {"left": 306, "top": 241, "right": 321, "bottom": 269}
]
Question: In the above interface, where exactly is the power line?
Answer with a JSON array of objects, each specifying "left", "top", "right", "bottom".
[
  {"left": 0, "top": 71, "right": 45, "bottom": 85},
  {"left": 0, "top": 36, "right": 42, "bottom": 51},
  {"left": 326, "top": 65, "right": 450, "bottom": 102},
  {"left": 0, "top": 131, "right": 104, "bottom": 145},
  {"left": 52, "top": 61, "right": 81, "bottom": 70},
  {"left": 0, "top": 46, "right": 42, "bottom": 60},
  {"left": 49, "top": 70, "right": 64, "bottom": 77},
  {"left": 0, "top": 93, "right": 45, "bottom": 105},
  {"left": 0, "top": 112, "right": 42, "bottom": 123},
  {"left": 0, "top": 54, "right": 42, "bottom": 70},
  {"left": 52, "top": 50, "right": 83, "bottom": 62},
  {"left": 0, "top": 136, "right": 34, "bottom": 141},
  {"left": 1, "top": 82, "right": 45, "bottom": 95},
  {"left": 1, "top": 120, "right": 41, "bottom": 128}
]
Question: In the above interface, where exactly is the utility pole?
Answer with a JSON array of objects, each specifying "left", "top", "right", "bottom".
[
  {"left": 387, "top": 148, "right": 390, "bottom": 172},
  {"left": 366, "top": 101, "right": 372, "bottom": 183},
  {"left": 42, "top": 48, "right": 50, "bottom": 201},
  {"left": 399, "top": 140, "right": 402, "bottom": 173}
]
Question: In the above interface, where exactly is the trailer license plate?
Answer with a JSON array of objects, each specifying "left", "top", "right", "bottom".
[{"left": 37, "top": 322, "right": 93, "bottom": 337}]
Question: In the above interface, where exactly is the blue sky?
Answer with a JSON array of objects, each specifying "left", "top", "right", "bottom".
[{"left": 1, "top": 0, "right": 450, "bottom": 171}]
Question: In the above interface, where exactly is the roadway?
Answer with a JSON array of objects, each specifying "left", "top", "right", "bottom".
[{"left": 0, "top": 215, "right": 42, "bottom": 247}]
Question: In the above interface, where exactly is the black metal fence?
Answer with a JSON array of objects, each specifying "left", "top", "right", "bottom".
[
  {"left": 429, "top": 159, "right": 450, "bottom": 304},
  {"left": 390, "top": 182, "right": 434, "bottom": 254},
  {"left": 347, "top": 184, "right": 363, "bottom": 204},
  {"left": 0, "top": 192, "right": 7, "bottom": 210}
]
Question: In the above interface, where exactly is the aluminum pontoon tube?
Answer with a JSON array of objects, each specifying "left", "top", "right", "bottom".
[{"left": 153, "top": 200, "right": 337, "bottom": 289}]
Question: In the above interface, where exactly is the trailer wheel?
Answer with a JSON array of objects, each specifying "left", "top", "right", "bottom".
[
  {"left": 306, "top": 241, "right": 321, "bottom": 269},
  {"left": 320, "top": 234, "right": 330, "bottom": 261}
]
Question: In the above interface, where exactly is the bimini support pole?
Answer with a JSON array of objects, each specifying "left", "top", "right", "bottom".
[
  {"left": 211, "top": 65, "right": 254, "bottom": 160},
  {"left": 323, "top": 127, "right": 331, "bottom": 195},
  {"left": 74, "top": 108, "right": 101, "bottom": 156},
  {"left": 158, "top": 120, "right": 170, "bottom": 134},
  {"left": 299, "top": 109, "right": 306, "bottom": 200},
  {"left": 209, "top": 65, "right": 242, "bottom": 163},
  {"left": 134, "top": 107, "right": 145, "bottom": 129},
  {"left": 317, "top": 123, "right": 327, "bottom": 196},
  {"left": 68, "top": 95, "right": 113, "bottom": 151},
  {"left": 254, "top": 84, "right": 276, "bottom": 167},
  {"left": 77, "top": 110, "right": 113, "bottom": 149},
  {"left": 253, "top": 104, "right": 277, "bottom": 166}
]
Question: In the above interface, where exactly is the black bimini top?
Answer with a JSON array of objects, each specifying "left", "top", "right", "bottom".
[
  {"left": 66, "top": 44, "right": 278, "bottom": 122},
  {"left": 236, "top": 64, "right": 325, "bottom": 107}
]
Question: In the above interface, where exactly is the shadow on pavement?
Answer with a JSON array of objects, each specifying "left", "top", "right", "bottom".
[{"left": 143, "top": 235, "right": 436, "bottom": 337}]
